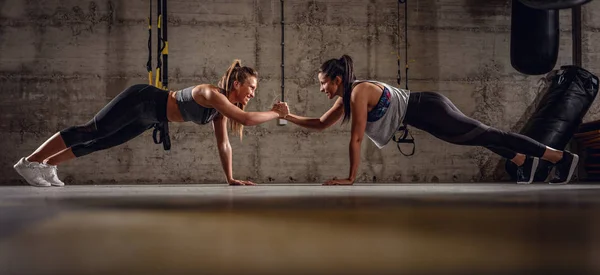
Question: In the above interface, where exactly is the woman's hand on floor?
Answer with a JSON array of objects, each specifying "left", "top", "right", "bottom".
[
  {"left": 228, "top": 179, "right": 256, "bottom": 186},
  {"left": 323, "top": 178, "right": 354, "bottom": 185}
]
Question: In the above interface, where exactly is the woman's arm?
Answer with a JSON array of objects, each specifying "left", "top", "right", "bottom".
[
  {"left": 213, "top": 114, "right": 255, "bottom": 185},
  {"left": 324, "top": 90, "right": 368, "bottom": 185},
  {"left": 284, "top": 98, "right": 344, "bottom": 131},
  {"left": 201, "top": 86, "right": 281, "bottom": 126}
]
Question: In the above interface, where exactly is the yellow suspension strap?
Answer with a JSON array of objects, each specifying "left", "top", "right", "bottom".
[
  {"left": 154, "top": 0, "right": 163, "bottom": 89},
  {"left": 393, "top": 0, "right": 415, "bottom": 156},
  {"left": 161, "top": 0, "right": 169, "bottom": 89},
  {"left": 152, "top": 0, "right": 170, "bottom": 150}
]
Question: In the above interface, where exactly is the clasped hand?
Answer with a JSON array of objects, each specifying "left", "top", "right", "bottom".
[{"left": 272, "top": 102, "right": 289, "bottom": 118}]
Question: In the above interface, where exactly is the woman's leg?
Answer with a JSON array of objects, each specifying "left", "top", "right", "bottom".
[
  {"left": 26, "top": 132, "right": 68, "bottom": 163},
  {"left": 428, "top": 94, "right": 532, "bottom": 166},
  {"left": 404, "top": 92, "right": 577, "bottom": 183},
  {"left": 51, "top": 122, "right": 154, "bottom": 164},
  {"left": 26, "top": 84, "right": 154, "bottom": 163},
  {"left": 35, "top": 122, "right": 154, "bottom": 187},
  {"left": 15, "top": 84, "right": 169, "bottom": 187},
  {"left": 404, "top": 92, "right": 558, "bottom": 161}
]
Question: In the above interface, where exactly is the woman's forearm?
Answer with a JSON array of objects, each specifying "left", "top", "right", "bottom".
[
  {"left": 348, "top": 138, "right": 362, "bottom": 181},
  {"left": 286, "top": 114, "right": 326, "bottom": 130},
  {"left": 217, "top": 142, "right": 234, "bottom": 182},
  {"left": 244, "top": 111, "right": 279, "bottom": 126}
]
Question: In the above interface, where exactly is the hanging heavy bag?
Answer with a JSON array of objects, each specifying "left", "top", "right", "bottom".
[
  {"left": 510, "top": 0, "right": 559, "bottom": 75},
  {"left": 505, "top": 66, "right": 599, "bottom": 181},
  {"left": 518, "top": 0, "right": 593, "bottom": 10}
]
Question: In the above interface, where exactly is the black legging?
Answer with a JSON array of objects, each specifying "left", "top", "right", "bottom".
[
  {"left": 60, "top": 84, "right": 169, "bottom": 157},
  {"left": 403, "top": 92, "right": 546, "bottom": 159}
]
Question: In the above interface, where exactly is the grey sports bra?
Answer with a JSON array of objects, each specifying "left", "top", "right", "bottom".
[{"left": 175, "top": 86, "right": 224, "bottom": 125}]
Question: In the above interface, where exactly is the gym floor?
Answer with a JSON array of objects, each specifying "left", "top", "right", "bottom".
[{"left": 1, "top": 184, "right": 599, "bottom": 275}]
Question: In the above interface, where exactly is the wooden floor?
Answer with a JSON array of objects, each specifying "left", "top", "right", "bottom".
[{"left": 1, "top": 184, "right": 599, "bottom": 275}]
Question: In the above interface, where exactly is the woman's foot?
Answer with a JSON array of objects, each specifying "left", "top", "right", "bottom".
[
  {"left": 549, "top": 151, "right": 579, "bottom": 184},
  {"left": 13, "top": 157, "right": 51, "bottom": 187},
  {"left": 516, "top": 156, "right": 539, "bottom": 184},
  {"left": 40, "top": 164, "right": 65, "bottom": 187}
]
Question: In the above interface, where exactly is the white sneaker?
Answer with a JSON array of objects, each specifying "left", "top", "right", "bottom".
[
  {"left": 40, "top": 164, "right": 65, "bottom": 187},
  {"left": 13, "top": 157, "right": 51, "bottom": 187}
]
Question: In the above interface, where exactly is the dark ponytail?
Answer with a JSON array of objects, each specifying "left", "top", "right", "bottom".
[{"left": 319, "top": 54, "right": 356, "bottom": 123}]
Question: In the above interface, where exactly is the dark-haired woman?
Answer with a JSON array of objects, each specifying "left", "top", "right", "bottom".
[
  {"left": 282, "top": 55, "right": 578, "bottom": 185},
  {"left": 14, "top": 60, "right": 288, "bottom": 187}
]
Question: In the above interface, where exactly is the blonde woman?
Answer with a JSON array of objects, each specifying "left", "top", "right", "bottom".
[{"left": 14, "top": 60, "right": 287, "bottom": 187}]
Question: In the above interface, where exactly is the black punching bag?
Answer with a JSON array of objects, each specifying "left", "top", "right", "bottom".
[
  {"left": 510, "top": 0, "right": 559, "bottom": 75},
  {"left": 506, "top": 66, "right": 599, "bottom": 181}
]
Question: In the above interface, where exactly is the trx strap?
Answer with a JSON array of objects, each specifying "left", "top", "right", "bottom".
[
  {"left": 394, "top": 0, "right": 415, "bottom": 157},
  {"left": 148, "top": 0, "right": 170, "bottom": 151},
  {"left": 161, "top": 0, "right": 169, "bottom": 90},
  {"left": 402, "top": 0, "right": 409, "bottom": 91},
  {"left": 155, "top": 0, "right": 163, "bottom": 89},
  {"left": 153, "top": 122, "right": 171, "bottom": 150},
  {"left": 147, "top": 0, "right": 152, "bottom": 85},
  {"left": 393, "top": 125, "right": 414, "bottom": 157}
]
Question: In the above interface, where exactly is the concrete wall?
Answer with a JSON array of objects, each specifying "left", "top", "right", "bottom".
[{"left": 2, "top": 0, "right": 600, "bottom": 184}]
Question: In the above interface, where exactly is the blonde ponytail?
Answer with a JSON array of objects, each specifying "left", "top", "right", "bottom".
[{"left": 218, "top": 59, "right": 258, "bottom": 140}]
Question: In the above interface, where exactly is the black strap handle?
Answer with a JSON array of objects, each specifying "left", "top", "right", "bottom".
[
  {"left": 392, "top": 124, "right": 415, "bottom": 156},
  {"left": 152, "top": 122, "right": 171, "bottom": 151}
]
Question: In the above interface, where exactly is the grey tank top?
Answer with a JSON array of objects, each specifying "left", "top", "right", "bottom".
[
  {"left": 354, "top": 80, "right": 410, "bottom": 148},
  {"left": 175, "top": 86, "right": 221, "bottom": 125}
]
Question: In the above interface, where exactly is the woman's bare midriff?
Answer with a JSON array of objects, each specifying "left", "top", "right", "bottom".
[{"left": 166, "top": 91, "right": 184, "bottom": 122}]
